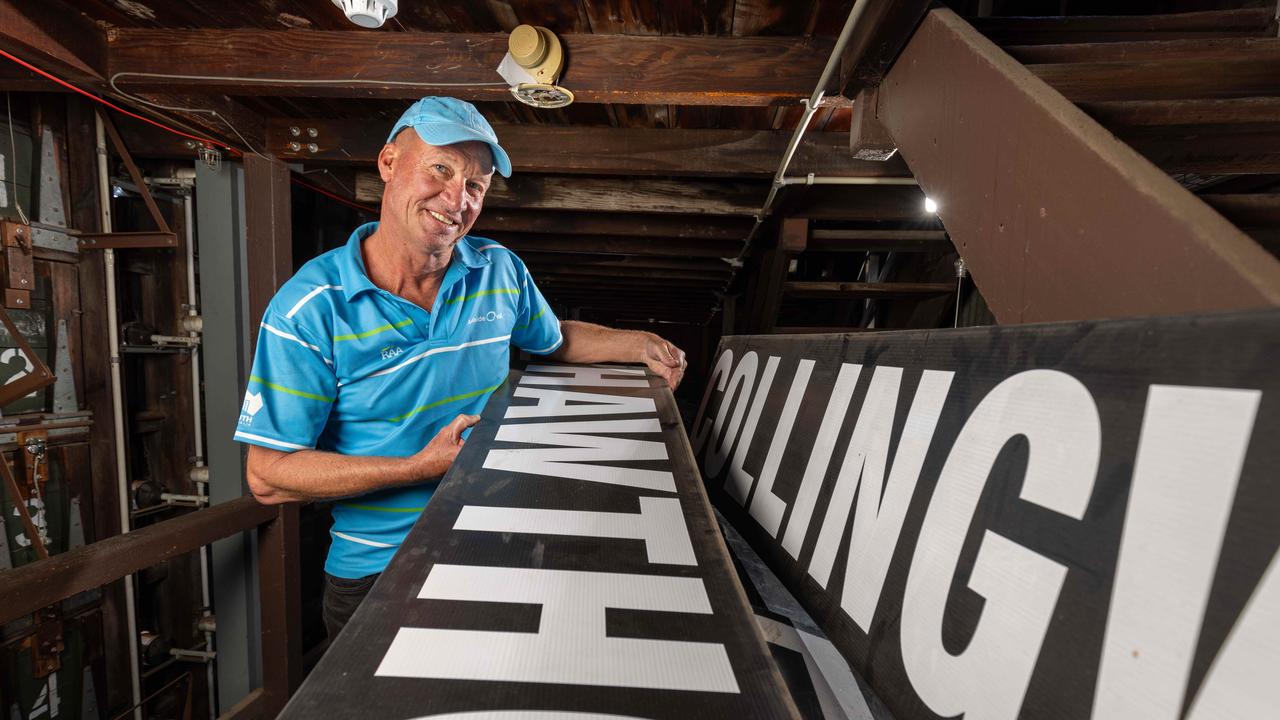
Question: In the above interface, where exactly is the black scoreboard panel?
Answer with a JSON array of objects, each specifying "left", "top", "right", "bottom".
[
  {"left": 283, "top": 363, "right": 800, "bottom": 719},
  {"left": 693, "top": 310, "right": 1280, "bottom": 720}
]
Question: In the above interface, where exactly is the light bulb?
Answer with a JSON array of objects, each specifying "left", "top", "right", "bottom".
[{"left": 924, "top": 196, "right": 938, "bottom": 214}]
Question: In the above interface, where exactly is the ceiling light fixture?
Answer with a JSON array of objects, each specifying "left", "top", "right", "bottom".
[
  {"left": 924, "top": 196, "right": 939, "bottom": 214},
  {"left": 332, "top": 0, "right": 398, "bottom": 29}
]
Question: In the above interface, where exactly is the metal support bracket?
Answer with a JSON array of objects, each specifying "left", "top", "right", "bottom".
[{"left": 78, "top": 110, "right": 178, "bottom": 251}]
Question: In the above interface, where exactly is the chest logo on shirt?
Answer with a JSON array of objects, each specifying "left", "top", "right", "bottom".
[
  {"left": 468, "top": 310, "right": 505, "bottom": 325},
  {"left": 381, "top": 345, "right": 405, "bottom": 360}
]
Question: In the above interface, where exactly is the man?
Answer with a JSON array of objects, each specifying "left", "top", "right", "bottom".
[{"left": 234, "top": 97, "right": 687, "bottom": 640}]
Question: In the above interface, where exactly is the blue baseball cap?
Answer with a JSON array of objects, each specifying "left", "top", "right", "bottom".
[{"left": 386, "top": 97, "right": 512, "bottom": 178}]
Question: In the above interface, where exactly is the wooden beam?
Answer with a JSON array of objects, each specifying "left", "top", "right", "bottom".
[
  {"left": 490, "top": 176, "right": 766, "bottom": 215},
  {"left": 1006, "top": 36, "right": 1280, "bottom": 65},
  {"left": 849, "top": 87, "right": 898, "bottom": 162},
  {"left": 135, "top": 92, "right": 269, "bottom": 157},
  {"left": 526, "top": 264, "right": 727, "bottom": 281},
  {"left": 0, "top": 496, "right": 277, "bottom": 624},
  {"left": 784, "top": 185, "right": 927, "bottom": 221},
  {"left": 272, "top": 120, "right": 908, "bottom": 178},
  {"left": 783, "top": 281, "right": 953, "bottom": 299},
  {"left": 837, "top": 0, "right": 934, "bottom": 94},
  {"left": 356, "top": 173, "right": 764, "bottom": 215},
  {"left": 1030, "top": 56, "right": 1280, "bottom": 102},
  {"left": 519, "top": 253, "right": 732, "bottom": 273},
  {"left": 1201, "top": 194, "right": 1280, "bottom": 228},
  {"left": 109, "top": 29, "right": 847, "bottom": 107},
  {"left": 1123, "top": 128, "right": 1280, "bottom": 175},
  {"left": 808, "top": 228, "right": 950, "bottom": 252},
  {"left": 971, "top": 8, "right": 1276, "bottom": 45},
  {"left": 473, "top": 210, "right": 752, "bottom": 239},
  {"left": 1080, "top": 97, "right": 1280, "bottom": 128},
  {"left": 483, "top": 233, "right": 744, "bottom": 258},
  {"left": 878, "top": 8, "right": 1280, "bottom": 323},
  {"left": 0, "top": 0, "right": 105, "bottom": 82}
]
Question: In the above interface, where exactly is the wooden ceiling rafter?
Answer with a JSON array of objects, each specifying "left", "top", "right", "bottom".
[
  {"left": 107, "top": 28, "right": 854, "bottom": 107},
  {"left": 265, "top": 118, "right": 912, "bottom": 178}
]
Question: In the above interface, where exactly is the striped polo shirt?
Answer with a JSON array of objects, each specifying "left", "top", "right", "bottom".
[{"left": 234, "top": 221, "right": 562, "bottom": 578}]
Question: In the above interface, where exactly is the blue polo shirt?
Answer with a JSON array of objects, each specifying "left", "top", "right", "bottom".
[{"left": 234, "top": 222, "right": 562, "bottom": 577}]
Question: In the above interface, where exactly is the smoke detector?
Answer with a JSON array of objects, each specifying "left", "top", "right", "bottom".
[{"left": 332, "top": 0, "right": 397, "bottom": 28}]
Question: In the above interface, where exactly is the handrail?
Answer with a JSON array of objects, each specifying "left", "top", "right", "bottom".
[{"left": 0, "top": 495, "right": 277, "bottom": 624}]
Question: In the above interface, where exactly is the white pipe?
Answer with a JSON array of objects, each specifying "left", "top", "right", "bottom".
[
  {"left": 733, "top": 0, "right": 875, "bottom": 268},
  {"left": 96, "top": 114, "right": 144, "bottom": 720},
  {"left": 183, "top": 187, "right": 218, "bottom": 719},
  {"left": 752, "top": 0, "right": 876, "bottom": 231}
]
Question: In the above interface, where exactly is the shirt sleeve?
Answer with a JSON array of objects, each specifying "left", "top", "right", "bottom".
[
  {"left": 233, "top": 310, "right": 337, "bottom": 451},
  {"left": 510, "top": 265, "right": 563, "bottom": 356}
]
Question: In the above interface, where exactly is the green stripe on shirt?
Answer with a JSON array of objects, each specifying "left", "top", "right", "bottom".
[
  {"left": 513, "top": 306, "right": 546, "bottom": 331},
  {"left": 384, "top": 382, "right": 503, "bottom": 423},
  {"left": 333, "top": 318, "right": 413, "bottom": 342},
  {"left": 249, "top": 375, "right": 334, "bottom": 402},
  {"left": 445, "top": 287, "right": 519, "bottom": 305}
]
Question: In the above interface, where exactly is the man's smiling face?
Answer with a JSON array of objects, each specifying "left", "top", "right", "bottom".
[{"left": 377, "top": 130, "right": 494, "bottom": 255}]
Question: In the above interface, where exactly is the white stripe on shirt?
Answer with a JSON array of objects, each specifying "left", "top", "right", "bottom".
[
  {"left": 525, "top": 333, "right": 564, "bottom": 356},
  {"left": 361, "top": 334, "right": 512, "bottom": 381},
  {"left": 261, "top": 322, "right": 334, "bottom": 365},
  {"left": 331, "top": 530, "right": 395, "bottom": 548},
  {"left": 285, "top": 284, "right": 343, "bottom": 319},
  {"left": 233, "top": 431, "right": 311, "bottom": 451}
]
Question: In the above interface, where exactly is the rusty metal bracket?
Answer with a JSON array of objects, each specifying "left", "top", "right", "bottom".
[
  {"left": 79, "top": 109, "right": 178, "bottom": 251},
  {"left": 17, "top": 430, "right": 48, "bottom": 497},
  {"left": 1, "top": 220, "right": 36, "bottom": 309}
]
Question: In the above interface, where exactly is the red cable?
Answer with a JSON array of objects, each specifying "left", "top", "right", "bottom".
[
  {"left": 0, "top": 48, "right": 241, "bottom": 156},
  {"left": 4, "top": 49, "right": 374, "bottom": 214},
  {"left": 290, "top": 176, "right": 378, "bottom": 215}
]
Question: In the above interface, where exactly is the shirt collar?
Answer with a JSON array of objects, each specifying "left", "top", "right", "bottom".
[{"left": 338, "top": 222, "right": 490, "bottom": 302}]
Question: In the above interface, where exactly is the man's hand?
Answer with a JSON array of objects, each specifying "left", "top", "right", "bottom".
[
  {"left": 413, "top": 413, "right": 481, "bottom": 477},
  {"left": 643, "top": 335, "right": 687, "bottom": 390}
]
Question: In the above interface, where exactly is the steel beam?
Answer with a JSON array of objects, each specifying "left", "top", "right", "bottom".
[
  {"left": 878, "top": 8, "right": 1280, "bottom": 323},
  {"left": 196, "top": 159, "right": 261, "bottom": 713}
]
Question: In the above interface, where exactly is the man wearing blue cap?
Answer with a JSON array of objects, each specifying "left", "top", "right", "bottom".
[{"left": 233, "top": 97, "right": 688, "bottom": 639}]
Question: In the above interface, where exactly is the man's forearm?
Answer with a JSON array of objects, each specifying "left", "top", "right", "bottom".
[
  {"left": 247, "top": 446, "right": 436, "bottom": 504},
  {"left": 549, "top": 320, "right": 648, "bottom": 364}
]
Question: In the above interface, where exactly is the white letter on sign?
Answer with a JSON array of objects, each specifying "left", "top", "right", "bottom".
[
  {"left": 900, "top": 370, "right": 1100, "bottom": 720},
  {"left": 1093, "top": 386, "right": 1260, "bottom": 720},
  {"left": 725, "top": 355, "right": 780, "bottom": 505},
  {"left": 484, "top": 419, "right": 675, "bottom": 492},
  {"left": 808, "top": 368, "right": 953, "bottom": 631},
  {"left": 748, "top": 358, "right": 815, "bottom": 537},
  {"left": 504, "top": 387, "right": 656, "bottom": 419},
  {"left": 781, "top": 363, "right": 863, "bottom": 559},
  {"left": 705, "top": 351, "right": 759, "bottom": 478},
  {"left": 377, "top": 565, "right": 739, "bottom": 693},
  {"left": 453, "top": 497, "right": 696, "bottom": 566},
  {"left": 691, "top": 349, "right": 733, "bottom": 455},
  {"left": 1187, "top": 549, "right": 1279, "bottom": 719},
  {"left": 520, "top": 364, "right": 649, "bottom": 387}
]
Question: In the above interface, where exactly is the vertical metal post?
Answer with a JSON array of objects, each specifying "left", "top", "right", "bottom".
[
  {"left": 195, "top": 159, "right": 261, "bottom": 712},
  {"left": 243, "top": 154, "right": 300, "bottom": 717}
]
